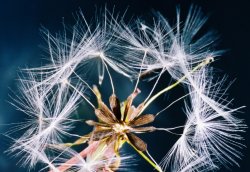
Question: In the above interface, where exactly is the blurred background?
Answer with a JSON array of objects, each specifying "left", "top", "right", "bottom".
[{"left": 0, "top": 0, "right": 249, "bottom": 171}]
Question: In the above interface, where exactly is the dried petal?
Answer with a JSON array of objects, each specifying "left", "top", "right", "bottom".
[
  {"left": 127, "top": 133, "right": 147, "bottom": 152},
  {"left": 92, "top": 129, "right": 113, "bottom": 141},
  {"left": 126, "top": 105, "right": 136, "bottom": 121},
  {"left": 93, "top": 85, "right": 102, "bottom": 106},
  {"left": 70, "top": 133, "right": 92, "bottom": 146},
  {"left": 95, "top": 108, "right": 116, "bottom": 124},
  {"left": 127, "top": 102, "right": 145, "bottom": 121},
  {"left": 100, "top": 101, "right": 118, "bottom": 122},
  {"left": 86, "top": 120, "right": 109, "bottom": 127},
  {"left": 123, "top": 88, "right": 141, "bottom": 121},
  {"left": 106, "top": 134, "right": 117, "bottom": 145},
  {"left": 132, "top": 126, "right": 156, "bottom": 133},
  {"left": 130, "top": 114, "right": 155, "bottom": 126},
  {"left": 109, "top": 94, "right": 122, "bottom": 120}
]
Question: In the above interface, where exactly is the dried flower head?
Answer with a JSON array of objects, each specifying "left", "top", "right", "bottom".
[{"left": 87, "top": 86, "right": 156, "bottom": 152}]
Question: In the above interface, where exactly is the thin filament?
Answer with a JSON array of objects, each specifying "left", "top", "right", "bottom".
[
  {"left": 66, "top": 82, "right": 95, "bottom": 109},
  {"left": 155, "top": 91, "right": 194, "bottom": 117},
  {"left": 101, "top": 56, "right": 115, "bottom": 94},
  {"left": 133, "top": 50, "right": 147, "bottom": 93},
  {"left": 144, "top": 69, "right": 164, "bottom": 103}
]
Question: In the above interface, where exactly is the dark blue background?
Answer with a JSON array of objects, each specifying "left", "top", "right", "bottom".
[{"left": 0, "top": 0, "right": 249, "bottom": 171}]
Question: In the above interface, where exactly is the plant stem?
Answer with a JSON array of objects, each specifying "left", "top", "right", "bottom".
[
  {"left": 127, "top": 141, "right": 163, "bottom": 172},
  {"left": 140, "top": 57, "right": 214, "bottom": 115}
]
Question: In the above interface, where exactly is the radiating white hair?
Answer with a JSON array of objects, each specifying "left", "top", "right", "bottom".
[{"left": 8, "top": 6, "right": 245, "bottom": 172}]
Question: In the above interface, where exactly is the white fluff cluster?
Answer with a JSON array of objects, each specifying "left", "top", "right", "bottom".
[
  {"left": 8, "top": 6, "right": 245, "bottom": 172},
  {"left": 160, "top": 69, "right": 245, "bottom": 172},
  {"left": 9, "top": 72, "right": 82, "bottom": 168}
]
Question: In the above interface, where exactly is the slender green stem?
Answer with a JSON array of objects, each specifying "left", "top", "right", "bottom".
[
  {"left": 139, "top": 57, "right": 214, "bottom": 115},
  {"left": 127, "top": 141, "right": 163, "bottom": 172}
]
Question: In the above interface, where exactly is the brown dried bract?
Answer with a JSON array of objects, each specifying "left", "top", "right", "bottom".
[{"left": 86, "top": 86, "right": 156, "bottom": 153}]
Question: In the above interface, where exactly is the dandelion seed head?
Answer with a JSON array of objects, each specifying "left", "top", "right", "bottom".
[{"left": 7, "top": 6, "right": 245, "bottom": 172}]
